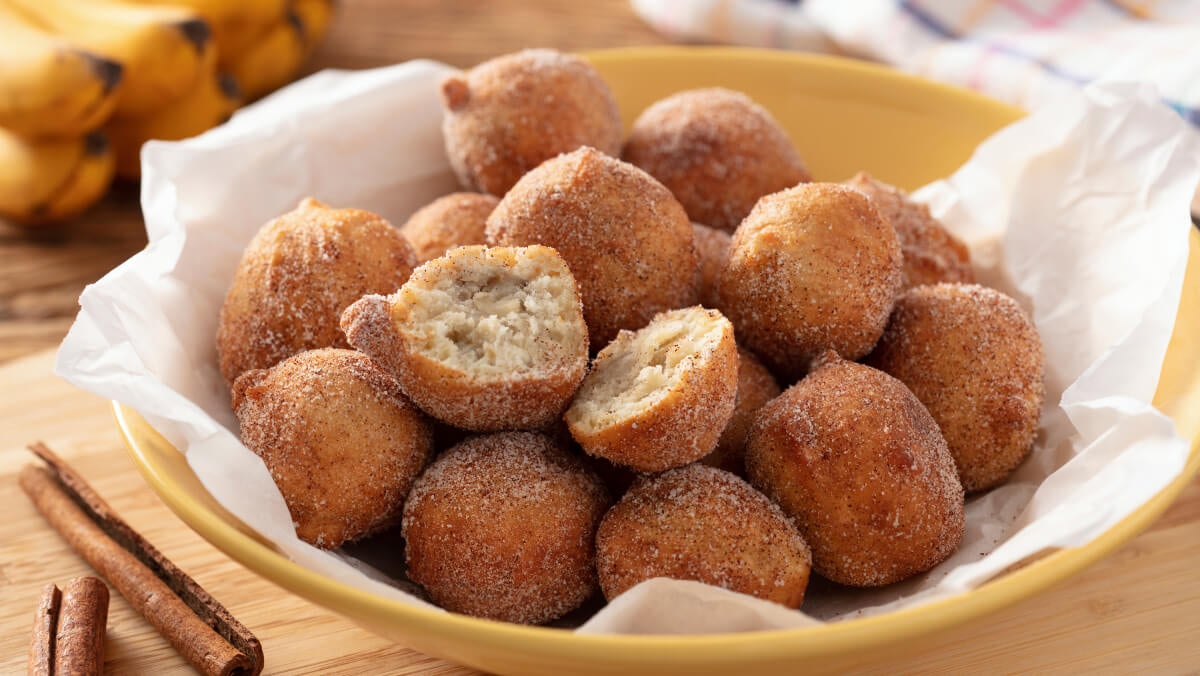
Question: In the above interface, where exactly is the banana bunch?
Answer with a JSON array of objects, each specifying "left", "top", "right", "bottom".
[
  {"left": 0, "top": 0, "right": 335, "bottom": 226},
  {"left": 231, "top": 0, "right": 336, "bottom": 101},
  {"left": 0, "top": 131, "right": 115, "bottom": 224}
]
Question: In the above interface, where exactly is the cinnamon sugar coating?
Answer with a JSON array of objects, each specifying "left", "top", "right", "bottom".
[
  {"left": 400, "top": 192, "right": 499, "bottom": 263},
  {"left": 401, "top": 432, "right": 610, "bottom": 624},
  {"left": 698, "top": 348, "right": 781, "bottom": 476},
  {"left": 565, "top": 307, "right": 738, "bottom": 473},
  {"left": 746, "top": 351, "right": 965, "bottom": 587},
  {"left": 596, "top": 464, "right": 812, "bottom": 607},
  {"left": 341, "top": 245, "right": 589, "bottom": 432},
  {"left": 622, "top": 88, "right": 811, "bottom": 232},
  {"left": 844, "top": 172, "right": 974, "bottom": 290},
  {"left": 217, "top": 198, "right": 417, "bottom": 387},
  {"left": 487, "top": 146, "right": 699, "bottom": 347},
  {"left": 232, "top": 348, "right": 434, "bottom": 549},
  {"left": 716, "top": 182, "right": 902, "bottom": 379},
  {"left": 867, "top": 283, "right": 1045, "bottom": 492},
  {"left": 440, "top": 49, "right": 622, "bottom": 196}
]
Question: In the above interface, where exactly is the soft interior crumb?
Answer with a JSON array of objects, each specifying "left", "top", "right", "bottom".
[
  {"left": 568, "top": 307, "right": 726, "bottom": 431},
  {"left": 399, "top": 246, "right": 583, "bottom": 375}
]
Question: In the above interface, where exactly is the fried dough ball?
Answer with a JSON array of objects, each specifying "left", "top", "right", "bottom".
[
  {"left": 487, "top": 146, "right": 699, "bottom": 346},
  {"left": 622, "top": 88, "right": 811, "bottom": 232},
  {"left": 232, "top": 348, "right": 433, "bottom": 549},
  {"left": 717, "top": 183, "right": 902, "bottom": 379},
  {"left": 868, "top": 283, "right": 1045, "bottom": 492},
  {"left": 400, "top": 192, "right": 499, "bottom": 263},
  {"left": 217, "top": 198, "right": 417, "bottom": 387},
  {"left": 692, "top": 222, "right": 731, "bottom": 309},
  {"left": 401, "top": 432, "right": 609, "bottom": 624},
  {"left": 596, "top": 464, "right": 812, "bottom": 607},
  {"left": 342, "top": 245, "right": 588, "bottom": 432},
  {"left": 565, "top": 307, "right": 738, "bottom": 473},
  {"left": 746, "top": 351, "right": 964, "bottom": 587},
  {"left": 844, "top": 172, "right": 973, "bottom": 290},
  {"left": 440, "top": 48, "right": 622, "bottom": 196},
  {"left": 698, "top": 348, "right": 782, "bottom": 476}
]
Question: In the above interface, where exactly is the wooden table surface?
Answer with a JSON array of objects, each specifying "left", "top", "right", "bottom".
[
  {"left": 2, "top": 1, "right": 1199, "bottom": 674},
  {"left": 2, "top": 348, "right": 1200, "bottom": 675}
]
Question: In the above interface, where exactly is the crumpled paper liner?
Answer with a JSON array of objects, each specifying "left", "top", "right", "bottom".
[{"left": 55, "top": 59, "right": 1198, "bottom": 632}]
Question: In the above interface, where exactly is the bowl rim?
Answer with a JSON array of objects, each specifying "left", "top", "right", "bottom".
[
  {"left": 114, "top": 391, "right": 1200, "bottom": 658},
  {"left": 114, "top": 45, "right": 1200, "bottom": 665}
]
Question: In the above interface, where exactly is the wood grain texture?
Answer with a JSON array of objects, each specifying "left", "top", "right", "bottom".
[
  {"left": 1, "top": 349, "right": 1199, "bottom": 673},
  {"left": 306, "top": 0, "right": 669, "bottom": 71},
  {"left": 2, "top": 1, "right": 1199, "bottom": 672},
  {"left": 0, "top": 351, "right": 477, "bottom": 676}
]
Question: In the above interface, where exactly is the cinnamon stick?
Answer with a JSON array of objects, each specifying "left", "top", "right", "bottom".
[
  {"left": 20, "top": 442, "right": 263, "bottom": 676},
  {"left": 28, "top": 583, "right": 60, "bottom": 676},
  {"left": 54, "top": 577, "right": 109, "bottom": 676},
  {"left": 28, "top": 578, "right": 109, "bottom": 675}
]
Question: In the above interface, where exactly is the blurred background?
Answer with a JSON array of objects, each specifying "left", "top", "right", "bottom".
[
  {"left": 0, "top": 0, "right": 667, "bottom": 364},
  {"left": 1, "top": 0, "right": 1197, "bottom": 364},
  {"left": 1, "top": 5, "right": 1198, "bottom": 672}
]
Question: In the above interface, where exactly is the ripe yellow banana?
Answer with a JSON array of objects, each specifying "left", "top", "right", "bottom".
[
  {"left": 0, "top": 3, "right": 123, "bottom": 139},
  {"left": 227, "top": 13, "right": 304, "bottom": 101},
  {"left": 127, "top": 0, "right": 288, "bottom": 68},
  {"left": 0, "top": 130, "right": 116, "bottom": 225},
  {"left": 6, "top": 0, "right": 216, "bottom": 118},
  {"left": 229, "top": 0, "right": 336, "bottom": 101},
  {"left": 107, "top": 71, "right": 242, "bottom": 179}
]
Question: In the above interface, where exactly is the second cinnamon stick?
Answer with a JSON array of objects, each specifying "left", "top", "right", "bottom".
[
  {"left": 54, "top": 577, "right": 108, "bottom": 676},
  {"left": 20, "top": 443, "right": 262, "bottom": 676},
  {"left": 28, "top": 583, "right": 59, "bottom": 676}
]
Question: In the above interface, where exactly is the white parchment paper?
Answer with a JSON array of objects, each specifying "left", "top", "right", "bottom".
[{"left": 55, "top": 60, "right": 1198, "bottom": 632}]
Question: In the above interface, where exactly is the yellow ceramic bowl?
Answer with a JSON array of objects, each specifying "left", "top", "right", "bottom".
[{"left": 115, "top": 47, "right": 1200, "bottom": 675}]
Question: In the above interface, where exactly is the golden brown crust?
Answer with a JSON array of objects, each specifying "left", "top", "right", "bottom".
[
  {"left": 400, "top": 192, "right": 499, "bottom": 263},
  {"left": 401, "top": 432, "right": 610, "bottom": 624},
  {"left": 698, "top": 348, "right": 781, "bottom": 476},
  {"left": 216, "top": 197, "right": 417, "bottom": 387},
  {"left": 596, "top": 464, "right": 811, "bottom": 607},
  {"left": 844, "top": 172, "right": 974, "bottom": 290},
  {"left": 486, "top": 146, "right": 699, "bottom": 347},
  {"left": 716, "top": 183, "right": 902, "bottom": 379},
  {"left": 340, "top": 246, "right": 589, "bottom": 432},
  {"left": 232, "top": 348, "right": 434, "bottom": 549},
  {"left": 867, "top": 283, "right": 1045, "bottom": 492},
  {"left": 440, "top": 49, "right": 623, "bottom": 196},
  {"left": 745, "top": 351, "right": 965, "bottom": 587},
  {"left": 622, "top": 88, "right": 811, "bottom": 232},
  {"left": 692, "top": 222, "right": 731, "bottom": 309},
  {"left": 565, "top": 307, "right": 739, "bottom": 473}
]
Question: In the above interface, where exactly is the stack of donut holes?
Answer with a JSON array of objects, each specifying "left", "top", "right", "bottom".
[{"left": 217, "top": 48, "right": 1046, "bottom": 625}]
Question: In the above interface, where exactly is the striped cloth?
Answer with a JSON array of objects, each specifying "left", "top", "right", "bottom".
[
  {"left": 631, "top": 0, "right": 1200, "bottom": 216},
  {"left": 632, "top": 0, "right": 1200, "bottom": 121}
]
